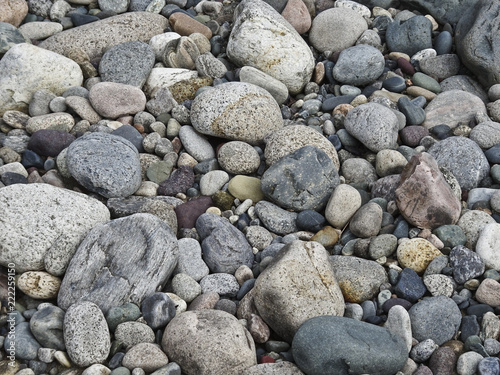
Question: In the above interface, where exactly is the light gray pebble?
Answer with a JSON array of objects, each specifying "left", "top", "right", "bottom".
[
  {"left": 384, "top": 305, "right": 412, "bottom": 353},
  {"left": 174, "top": 238, "right": 209, "bottom": 282},
  {"left": 254, "top": 201, "right": 298, "bottom": 236},
  {"left": 456, "top": 351, "right": 484, "bottom": 375},
  {"left": 171, "top": 273, "right": 201, "bottom": 303},
  {"left": 369, "top": 234, "right": 398, "bottom": 260},
  {"left": 234, "top": 199, "right": 253, "bottom": 216},
  {"left": 199, "top": 170, "right": 229, "bottom": 196},
  {"left": 245, "top": 226, "right": 273, "bottom": 251},
  {"left": 484, "top": 338, "right": 500, "bottom": 356},
  {"left": 49, "top": 97, "right": 67, "bottom": 112},
  {"left": 178, "top": 125, "right": 215, "bottom": 162},
  {"left": 200, "top": 273, "right": 240, "bottom": 298},
  {"left": 217, "top": 141, "right": 261, "bottom": 175},
  {"left": 195, "top": 52, "right": 227, "bottom": 79},
  {"left": 410, "top": 339, "right": 438, "bottom": 363},
  {"left": 114, "top": 322, "right": 155, "bottom": 348},
  {"left": 171, "top": 105, "right": 190, "bottom": 124}
]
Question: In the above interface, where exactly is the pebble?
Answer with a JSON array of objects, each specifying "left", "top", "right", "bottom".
[
  {"left": 17, "top": 271, "right": 61, "bottom": 299},
  {"left": 114, "top": 321, "right": 155, "bottom": 347},
  {"left": 175, "top": 238, "right": 209, "bottom": 281},
  {"left": 122, "top": 343, "right": 169, "bottom": 373},
  {"left": 349, "top": 201, "right": 383, "bottom": 238},
  {"left": 456, "top": 351, "right": 484, "bottom": 375},
  {"left": 141, "top": 293, "right": 176, "bottom": 330},
  {"left": 395, "top": 267, "right": 427, "bottom": 302},
  {"left": 386, "top": 16, "right": 433, "bottom": 56},
  {"left": 105, "top": 303, "right": 141, "bottom": 332},
  {"left": 3, "top": 322, "right": 40, "bottom": 360},
  {"left": 89, "top": 82, "right": 146, "bottom": 119},
  {"left": 238, "top": 66, "right": 289, "bottom": 105},
  {"left": 397, "top": 238, "right": 442, "bottom": 274}
]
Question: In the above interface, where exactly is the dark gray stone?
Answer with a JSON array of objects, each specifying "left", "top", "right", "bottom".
[
  {"left": 292, "top": 316, "right": 408, "bottom": 375},
  {"left": 428, "top": 136, "right": 490, "bottom": 190},
  {"left": 296, "top": 210, "right": 326, "bottom": 232},
  {"left": 196, "top": 213, "right": 254, "bottom": 274},
  {"left": 394, "top": 268, "right": 427, "bottom": 303},
  {"left": 409, "top": 295, "right": 462, "bottom": 345},
  {"left": 398, "top": 0, "right": 479, "bottom": 25},
  {"left": 67, "top": 132, "right": 142, "bottom": 198},
  {"left": 30, "top": 305, "right": 65, "bottom": 350},
  {"left": 440, "top": 75, "right": 488, "bottom": 103},
  {"left": 141, "top": 292, "right": 176, "bottom": 330},
  {"left": 383, "top": 76, "right": 406, "bottom": 93},
  {"left": 461, "top": 315, "right": 480, "bottom": 342},
  {"left": 485, "top": 144, "right": 500, "bottom": 164},
  {"left": 419, "top": 54, "right": 461, "bottom": 81},
  {"left": 449, "top": 245, "right": 485, "bottom": 284},
  {"left": 455, "top": 0, "right": 500, "bottom": 88},
  {"left": 112, "top": 125, "right": 145, "bottom": 152},
  {"left": 398, "top": 96, "right": 426, "bottom": 125},
  {"left": 321, "top": 95, "right": 356, "bottom": 112},
  {"left": 332, "top": 45, "right": 385, "bottom": 86},
  {"left": 105, "top": 302, "right": 141, "bottom": 332},
  {"left": 434, "top": 31, "right": 453, "bottom": 55},
  {"left": 58, "top": 213, "right": 178, "bottom": 313},
  {"left": 99, "top": 41, "right": 155, "bottom": 88},
  {"left": 433, "top": 225, "right": 467, "bottom": 248},
  {"left": 3, "top": 321, "right": 40, "bottom": 360},
  {"left": 261, "top": 145, "right": 339, "bottom": 212},
  {"left": 28, "top": 129, "right": 75, "bottom": 157},
  {"left": 0, "top": 22, "right": 26, "bottom": 55},
  {"left": 386, "top": 16, "right": 433, "bottom": 56},
  {"left": 128, "top": 0, "right": 151, "bottom": 11}
]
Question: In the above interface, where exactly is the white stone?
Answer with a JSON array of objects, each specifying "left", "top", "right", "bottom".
[
  {"left": 476, "top": 223, "right": 500, "bottom": 271},
  {"left": 423, "top": 274, "right": 454, "bottom": 297},
  {"left": 19, "top": 21, "right": 63, "bottom": 40},
  {"left": 199, "top": 170, "right": 229, "bottom": 196},
  {"left": 384, "top": 305, "right": 412, "bottom": 353},
  {"left": 325, "top": 184, "right": 362, "bottom": 229},
  {"left": 143, "top": 68, "right": 198, "bottom": 97}
]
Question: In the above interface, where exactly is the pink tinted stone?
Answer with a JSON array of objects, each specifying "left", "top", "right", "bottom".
[
  {"left": 89, "top": 82, "right": 146, "bottom": 119},
  {"left": 281, "top": 0, "right": 312, "bottom": 34},
  {"left": 0, "top": 0, "right": 28, "bottom": 27}
]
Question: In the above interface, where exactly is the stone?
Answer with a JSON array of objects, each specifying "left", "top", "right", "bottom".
[
  {"left": 196, "top": 52, "right": 228, "bottom": 79},
  {"left": 122, "top": 343, "right": 169, "bottom": 373},
  {"left": 27, "top": 129, "right": 75, "bottom": 157},
  {"left": 395, "top": 267, "right": 427, "bottom": 302},
  {"left": 168, "top": 12, "right": 212, "bottom": 40},
  {"left": 376, "top": 149, "right": 408, "bottom": 177},
  {"left": 162, "top": 309, "right": 256, "bottom": 375},
  {"left": 0, "top": 0, "right": 29, "bottom": 27},
  {"left": 450, "top": 245, "right": 485, "bottom": 284},
  {"left": 0, "top": 183, "right": 110, "bottom": 274},
  {"left": 199, "top": 170, "right": 229, "bottom": 196},
  {"left": 281, "top": 0, "right": 311, "bottom": 34},
  {"left": 308, "top": 7, "right": 367, "bottom": 53},
  {"left": 386, "top": 16, "right": 433, "bottom": 56},
  {"left": 457, "top": 352, "right": 484, "bottom": 375},
  {"left": 146, "top": 87, "right": 178, "bottom": 117},
  {"left": 3, "top": 322, "right": 40, "bottom": 360},
  {"left": 253, "top": 240, "right": 345, "bottom": 342},
  {"left": 105, "top": 303, "right": 141, "bottom": 333},
  {"left": 440, "top": 75, "right": 488, "bottom": 103},
  {"left": 332, "top": 45, "right": 385, "bottom": 86},
  {"left": 227, "top": 175, "right": 265, "bottom": 203},
  {"left": 16, "top": 271, "right": 61, "bottom": 299},
  {"left": 199, "top": 273, "right": 240, "bottom": 298},
  {"left": 477, "top": 223, "right": 500, "bottom": 271},
  {"left": 227, "top": 0, "right": 314, "bottom": 94},
  {"left": 330, "top": 255, "right": 388, "bottom": 303},
  {"left": 25, "top": 112, "right": 74, "bottom": 134},
  {"left": 409, "top": 296, "right": 462, "bottom": 346},
  {"left": 428, "top": 136, "right": 490, "bottom": 191},
  {"left": 397, "top": 238, "right": 442, "bottom": 274},
  {"left": 64, "top": 301, "right": 111, "bottom": 367},
  {"left": 196, "top": 213, "right": 253, "bottom": 274},
  {"left": 89, "top": 82, "right": 146, "bottom": 119},
  {"left": 455, "top": 0, "right": 500, "bottom": 88},
  {"left": 66, "top": 132, "right": 142, "bottom": 198},
  {"left": 261, "top": 146, "right": 339, "bottom": 212},
  {"left": 142, "top": 292, "right": 176, "bottom": 330},
  {"left": 38, "top": 12, "right": 168, "bottom": 60},
  {"left": 30, "top": 305, "right": 65, "bottom": 351},
  {"left": 238, "top": 66, "right": 289, "bottom": 105},
  {"left": 18, "top": 21, "right": 63, "bottom": 41},
  {"left": 397, "top": 0, "right": 478, "bottom": 25},
  {"left": 217, "top": 141, "right": 261, "bottom": 175},
  {"left": 190, "top": 82, "right": 282, "bottom": 145},
  {"left": 419, "top": 54, "right": 461, "bottom": 81},
  {"left": 324, "top": 184, "right": 361, "bottom": 229},
  {"left": 422, "top": 90, "right": 488, "bottom": 130},
  {"left": 114, "top": 322, "right": 155, "bottom": 347},
  {"left": 175, "top": 238, "right": 210, "bottom": 282},
  {"left": 475, "top": 278, "right": 500, "bottom": 307},
  {"left": 349, "top": 202, "right": 383, "bottom": 238},
  {"left": 64, "top": 96, "right": 102, "bottom": 124},
  {"left": 175, "top": 196, "right": 213, "bottom": 229},
  {"left": 344, "top": 102, "right": 400, "bottom": 152},
  {"left": 58, "top": 213, "right": 178, "bottom": 313},
  {"left": 178, "top": 125, "right": 216, "bottom": 162},
  {"left": 292, "top": 316, "right": 408, "bottom": 375},
  {"left": 0, "top": 43, "right": 83, "bottom": 116},
  {"left": 471, "top": 121, "right": 500, "bottom": 149},
  {"left": 254, "top": 200, "right": 298, "bottom": 235},
  {"left": 0, "top": 22, "right": 27, "bottom": 55},
  {"left": 459, "top": 210, "right": 496, "bottom": 250},
  {"left": 384, "top": 305, "right": 413, "bottom": 353},
  {"left": 172, "top": 273, "right": 201, "bottom": 302},
  {"left": 143, "top": 68, "right": 198, "bottom": 98},
  {"left": 395, "top": 152, "right": 461, "bottom": 229},
  {"left": 241, "top": 362, "right": 305, "bottom": 375}
]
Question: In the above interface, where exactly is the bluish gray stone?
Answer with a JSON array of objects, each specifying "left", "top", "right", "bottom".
[
  {"left": 332, "top": 45, "right": 385, "bottom": 86},
  {"left": 141, "top": 292, "right": 176, "bottom": 330},
  {"left": 261, "top": 145, "right": 339, "bottom": 212},
  {"left": 449, "top": 245, "right": 485, "bottom": 284},
  {"left": 433, "top": 225, "right": 467, "bottom": 249},
  {"left": 386, "top": 16, "right": 433, "bottom": 56},
  {"left": 0, "top": 22, "right": 27, "bottom": 55},
  {"left": 254, "top": 201, "right": 298, "bottom": 235},
  {"left": 383, "top": 76, "right": 406, "bottom": 93},
  {"left": 398, "top": 96, "right": 426, "bottom": 125},
  {"left": 175, "top": 238, "right": 210, "bottom": 282},
  {"left": 485, "top": 144, "right": 500, "bottom": 164},
  {"left": 292, "top": 316, "right": 408, "bottom": 375},
  {"left": 409, "top": 296, "right": 462, "bottom": 345},
  {"left": 4, "top": 321, "right": 40, "bottom": 360},
  {"left": 434, "top": 31, "right": 453, "bottom": 55},
  {"left": 478, "top": 357, "right": 500, "bottom": 375},
  {"left": 30, "top": 305, "right": 65, "bottom": 350},
  {"left": 111, "top": 125, "right": 145, "bottom": 153},
  {"left": 199, "top": 273, "right": 240, "bottom": 298},
  {"left": 394, "top": 268, "right": 427, "bottom": 303},
  {"left": 398, "top": 0, "right": 479, "bottom": 25},
  {"left": 196, "top": 213, "right": 254, "bottom": 274},
  {"left": 67, "top": 132, "right": 142, "bottom": 198},
  {"left": 105, "top": 303, "right": 142, "bottom": 332}
]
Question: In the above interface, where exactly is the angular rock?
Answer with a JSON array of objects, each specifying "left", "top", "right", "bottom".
[
  {"left": 143, "top": 68, "right": 198, "bottom": 98},
  {"left": 449, "top": 245, "right": 485, "bottom": 284},
  {"left": 227, "top": 0, "right": 314, "bottom": 94},
  {"left": 292, "top": 316, "right": 408, "bottom": 375},
  {"left": 253, "top": 240, "right": 345, "bottom": 342},
  {"left": 162, "top": 309, "right": 256, "bottom": 375},
  {"left": 30, "top": 305, "right": 66, "bottom": 350},
  {"left": 190, "top": 82, "right": 282, "bottom": 145},
  {"left": 89, "top": 82, "right": 146, "bottom": 119},
  {"left": 58, "top": 213, "right": 178, "bottom": 313},
  {"left": 396, "top": 152, "right": 461, "bottom": 229},
  {"left": 0, "top": 183, "right": 110, "bottom": 274}
]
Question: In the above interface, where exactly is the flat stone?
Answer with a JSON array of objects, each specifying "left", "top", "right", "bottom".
[
  {"left": 18, "top": 21, "right": 62, "bottom": 41},
  {"left": 440, "top": 75, "right": 488, "bottom": 103},
  {"left": 30, "top": 305, "right": 65, "bottom": 351},
  {"left": 241, "top": 362, "right": 305, "bottom": 375}
]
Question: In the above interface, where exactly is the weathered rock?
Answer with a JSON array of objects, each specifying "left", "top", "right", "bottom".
[
  {"left": 386, "top": 16, "right": 433, "bottom": 56},
  {"left": 227, "top": 0, "right": 314, "bottom": 94},
  {"left": 162, "top": 309, "right": 256, "bottom": 375},
  {"left": 0, "top": 184, "right": 110, "bottom": 274},
  {"left": 30, "top": 305, "right": 66, "bottom": 350},
  {"left": 89, "top": 82, "right": 146, "bottom": 119},
  {"left": 458, "top": 210, "right": 496, "bottom": 249},
  {"left": 476, "top": 223, "right": 500, "bottom": 271},
  {"left": 58, "top": 213, "right": 178, "bottom": 313},
  {"left": 191, "top": 82, "right": 282, "bottom": 145},
  {"left": 253, "top": 240, "right": 345, "bottom": 342},
  {"left": 17, "top": 271, "right": 61, "bottom": 299},
  {"left": 254, "top": 200, "right": 298, "bottom": 235},
  {"left": 122, "top": 343, "right": 169, "bottom": 372}
]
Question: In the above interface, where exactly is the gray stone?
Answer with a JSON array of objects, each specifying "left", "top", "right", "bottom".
[
  {"left": 99, "top": 41, "right": 155, "bottom": 88},
  {"left": 261, "top": 146, "right": 339, "bottom": 212},
  {"left": 58, "top": 213, "right": 178, "bottom": 313},
  {"left": 456, "top": 352, "right": 484, "bottom": 375},
  {"left": 349, "top": 202, "right": 383, "bottom": 238},
  {"left": 384, "top": 305, "right": 413, "bottom": 353},
  {"left": 63, "top": 301, "right": 111, "bottom": 367},
  {"left": 292, "top": 316, "right": 408, "bottom": 375},
  {"left": 428, "top": 136, "right": 490, "bottom": 190},
  {"left": 458, "top": 210, "right": 496, "bottom": 250},
  {"left": 175, "top": 238, "right": 209, "bottom": 282},
  {"left": 476, "top": 223, "right": 500, "bottom": 271},
  {"left": 344, "top": 102, "right": 400, "bottom": 152},
  {"left": 440, "top": 75, "right": 488, "bottom": 103},
  {"left": 199, "top": 170, "right": 229, "bottom": 196},
  {"left": 0, "top": 22, "right": 27, "bottom": 55},
  {"left": 332, "top": 45, "right": 385, "bottom": 86},
  {"left": 419, "top": 54, "right": 461, "bottom": 81},
  {"left": 325, "top": 184, "right": 362, "bottom": 229},
  {"left": 178, "top": 125, "right": 216, "bottom": 162},
  {"left": 227, "top": 0, "right": 314, "bottom": 94},
  {"left": 238, "top": 66, "right": 289, "bottom": 105},
  {"left": 199, "top": 273, "right": 240, "bottom": 298},
  {"left": 449, "top": 245, "right": 485, "bottom": 284},
  {"left": 409, "top": 296, "right": 462, "bottom": 345},
  {"left": 122, "top": 343, "right": 169, "bottom": 373},
  {"left": 146, "top": 87, "right": 178, "bottom": 117},
  {"left": 254, "top": 200, "right": 298, "bottom": 235},
  {"left": 341, "top": 158, "right": 378, "bottom": 186},
  {"left": 4, "top": 322, "right": 40, "bottom": 360},
  {"left": 330, "top": 255, "right": 388, "bottom": 303},
  {"left": 30, "top": 305, "right": 65, "bottom": 350},
  {"left": 115, "top": 322, "right": 155, "bottom": 347},
  {"left": 470, "top": 121, "right": 500, "bottom": 149},
  {"left": 398, "top": 0, "right": 479, "bottom": 25},
  {"left": 98, "top": 0, "right": 129, "bottom": 13},
  {"left": 254, "top": 241, "right": 345, "bottom": 342},
  {"left": 162, "top": 309, "right": 256, "bottom": 374},
  {"left": 67, "top": 132, "right": 142, "bottom": 198},
  {"left": 196, "top": 213, "right": 253, "bottom": 274},
  {"left": 190, "top": 82, "right": 282, "bottom": 145},
  {"left": 89, "top": 82, "right": 146, "bottom": 119},
  {"left": 195, "top": 52, "right": 227, "bottom": 79},
  {"left": 141, "top": 292, "right": 176, "bottom": 330},
  {"left": 217, "top": 141, "right": 261, "bottom": 175},
  {"left": 240, "top": 362, "right": 305, "bottom": 375},
  {"left": 105, "top": 303, "right": 141, "bottom": 332},
  {"left": 386, "top": 16, "right": 433, "bottom": 56},
  {"left": 18, "top": 21, "right": 62, "bottom": 41},
  {"left": 0, "top": 183, "right": 110, "bottom": 274}
]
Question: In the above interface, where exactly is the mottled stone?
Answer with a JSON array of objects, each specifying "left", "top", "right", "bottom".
[
  {"left": 397, "top": 238, "right": 442, "bottom": 274},
  {"left": 89, "top": 82, "right": 146, "bottom": 119}
]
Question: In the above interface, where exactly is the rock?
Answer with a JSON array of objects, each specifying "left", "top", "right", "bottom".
[
  {"left": 16, "top": 271, "right": 61, "bottom": 299},
  {"left": 281, "top": 0, "right": 311, "bottom": 34},
  {"left": 385, "top": 305, "right": 413, "bottom": 353},
  {"left": 254, "top": 200, "right": 298, "bottom": 235},
  {"left": 146, "top": 87, "right": 178, "bottom": 117},
  {"left": 422, "top": 90, "right": 488, "bottom": 129},
  {"left": 196, "top": 213, "right": 253, "bottom": 274},
  {"left": 0, "top": 0, "right": 29, "bottom": 27},
  {"left": 330, "top": 255, "right": 388, "bottom": 303},
  {"left": 89, "top": 82, "right": 146, "bottom": 119},
  {"left": 0, "top": 43, "right": 83, "bottom": 116},
  {"left": 440, "top": 75, "right": 488, "bottom": 104},
  {"left": 3, "top": 322, "right": 40, "bottom": 360},
  {"left": 238, "top": 66, "right": 289, "bottom": 105},
  {"left": 241, "top": 362, "right": 305, "bottom": 375},
  {"left": 142, "top": 292, "right": 176, "bottom": 330},
  {"left": 409, "top": 296, "right": 462, "bottom": 346},
  {"left": 459, "top": 210, "right": 496, "bottom": 250},
  {"left": 344, "top": 102, "right": 400, "bottom": 152},
  {"left": 261, "top": 146, "right": 339, "bottom": 212},
  {"left": 143, "top": 68, "right": 198, "bottom": 98},
  {"left": 349, "top": 202, "right": 383, "bottom": 238},
  {"left": 66, "top": 132, "right": 142, "bottom": 198},
  {"left": 58, "top": 213, "right": 178, "bottom": 313},
  {"left": 64, "top": 301, "right": 110, "bottom": 367},
  {"left": 428, "top": 136, "right": 490, "bottom": 190},
  {"left": 175, "top": 238, "right": 210, "bottom": 282},
  {"left": 122, "top": 343, "right": 169, "bottom": 372},
  {"left": 178, "top": 125, "right": 216, "bottom": 162},
  {"left": 386, "top": 16, "right": 433, "bottom": 56},
  {"left": 199, "top": 273, "right": 239, "bottom": 298},
  {"left": 30, "top": 305, "right": 65, "bottom": 350},
  {"left": 395, "top": 267, "right": 427, "bottom": 302},
  {"left": 38, "top": 12, "right": 168, "bottom": 60},
  {"left": 199, "top": 170, "right": 229, "bottom": 196},
  {"left": 324, "top": 184, "right": 362, "bottom": 229},
  {"left": 25, "top": 112, "right": 74, "bottom": 134},
  {"left": 428, "top": 346, "right": 457, "bottom": 375},
  {"left": 217, "top": 141, "right": 261, "bottom": 175},
  {"left": 397, "top": 0, "right": 478, "bottom": 26},
  {"left": 455, "top": 0, "right": 500, "bottom": 88},
  {"left": 168, "top": 12, "right": 212, "bottom": 40},
  {"left": 27, "top": 129, "right": 75, "bottom": 157},
  {"left": 308, "top": 7, "right": 367, "bottom": 53},
  {"left": 475, "top": 278, "right": 500, "bottom": 307},
  {"left": 470, "top": 121, "right": 500, "bottom": 149},
  {"left": 19, "top": 21, "right": 62, "bottom": 41},
  {"left": 397, "top": 238, "right": 442, "bottom": 274},
  {"left": 162, "top": 309, "right": 256, "bottom": 375},
  {"left": 292, "top": 316, "right": 408, "bottom": 375},
  {"left": 114, "top": 322, "right": 155, "bottom": 347},
  {"left": 175, "top": 196, "right": 213, "bottom": 229},
  {"left": 419, "top": 54, "right": 461, "bottom": 81},
  {"left": 450, "top": 245, "right": 485, "bottom": 284},
  {"left": 190, "top": 82, "right": 282, "bottom": 145},
  {"left": 196, "top": 52, "right": 228, "bottom": 79},
  {"left": 0, "top": 183, "right": 110, "bottom": 274},
  {"left": 253, "top": 240, "right": 345, "bottom": 342},
  {"left": 0, "top": 22, "right": 28, "bottom": 56},
  {"left": 105, "top": 303, "right": 141, "bottom": 332},
  {"left": 227, "top": 175, "right": 265, "bottom": 203},
  {"left": 227, "top": 0, "right": 314, "bottom": 94},
  {"left": 395, "top": 152, "right": 461, "bottom": 229},
  {"left": 332, "top": 45, "right": 385, "bottom": 86},
  {"left": 477, "top": 223, "right": 500, "bottom": 271}
]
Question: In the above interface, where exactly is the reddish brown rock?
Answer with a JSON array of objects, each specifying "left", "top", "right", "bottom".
[
  {"left": 169, "top": 12, "right": 212, "bottom": 40},
  {"left": 400, "top": 125, "right": 429, "bottom": 147},
  {"left": 281, "top": 0, "right": 311, "bottom": 34},
  {"left": 174, "top": 195, "right": 213, "bottom": 229},
  {"left": 396, "top": 152, "right": 461, "bottom": 229},
  {"left": 157, "top": 165, "right": 195, "bottom": 197},
  {"left": 0, "top": 0, "right": 28, "bottom": 27}
]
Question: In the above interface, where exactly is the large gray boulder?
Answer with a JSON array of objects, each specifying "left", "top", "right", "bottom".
[{"left": 399, "top": 0, "right": 479, "bottom": 26}]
